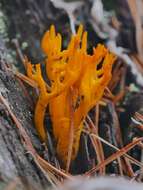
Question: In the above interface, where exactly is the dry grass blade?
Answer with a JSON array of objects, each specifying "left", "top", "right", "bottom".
[
  {"left": 8, "top": 69, "right": 38, "bottom": 88},
  {"left": 9, "top": 67, "right": 51, "bottom": 92},
  {"left": 108, "top": 62, "right": 124, "bottom": 91},
  {"left": 95, "top": 104, "right": 99, "bottom": 132},
  {"left": 104, "top": 87, "right": 115, "bottom": 100},
  {"left": 135, "top": 112, "right": 143, "bottom": 122},
  {"left": 117, "top": 157, "right": 123, "bottom": 176},
  {"left": 36, "top": 155, "right": 72, "bottom": 180},
  {"left": 83, "top": 129, "right": 143, "bottom": 168},
  {"left": 105, "top": 102, "right": 134, "bottom": 176},
  {"left": 12, "top": 39, "right": 26, "bottom": 69},
  {"left": 86, "top": 115, "right": 105, "bottom": 174},
  {"left": 84, "top": 137, "right": 143, "bottom": 176},
  {"left": 0, "top": 94, "right": 72, "bottom": 185},
  {"left": 132, "top": 112, "right": 143, "bottom": 131}
]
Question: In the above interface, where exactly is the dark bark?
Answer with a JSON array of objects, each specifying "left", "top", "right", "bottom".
[
  {"left": 0, "top": 39, "right": 49, "bottom": 189},
  {"left": 0, "top": 0, "right": 68, "bottom": 62}
]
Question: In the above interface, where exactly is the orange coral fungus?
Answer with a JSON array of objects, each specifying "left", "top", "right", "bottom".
[{"left": 26, "top": 24, "right": 116, "bottom": 166}]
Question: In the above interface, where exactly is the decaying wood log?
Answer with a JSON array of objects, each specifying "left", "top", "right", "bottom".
[{"left": 0, "top": 40, "right": 50, "bottom": 189}]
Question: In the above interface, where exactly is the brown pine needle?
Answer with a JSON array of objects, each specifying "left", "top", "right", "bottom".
[
  {"left": 84, "top": 137, "right": 143, "bottom": 176},
  {"left": 0, "top": 94, "right": 72, "bottom": 183}
]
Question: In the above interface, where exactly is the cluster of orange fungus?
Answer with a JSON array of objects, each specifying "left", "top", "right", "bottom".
[{"left": 26, "top": 24, "right": 116, "bottom": 166}]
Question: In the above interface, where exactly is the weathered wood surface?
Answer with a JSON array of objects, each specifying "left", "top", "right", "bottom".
[
  {"left": 0, "top": 40, "right": 49, "bottom": 189},
  {"left": 0, "top": 1, "right": 60, "bottom": 188}
]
